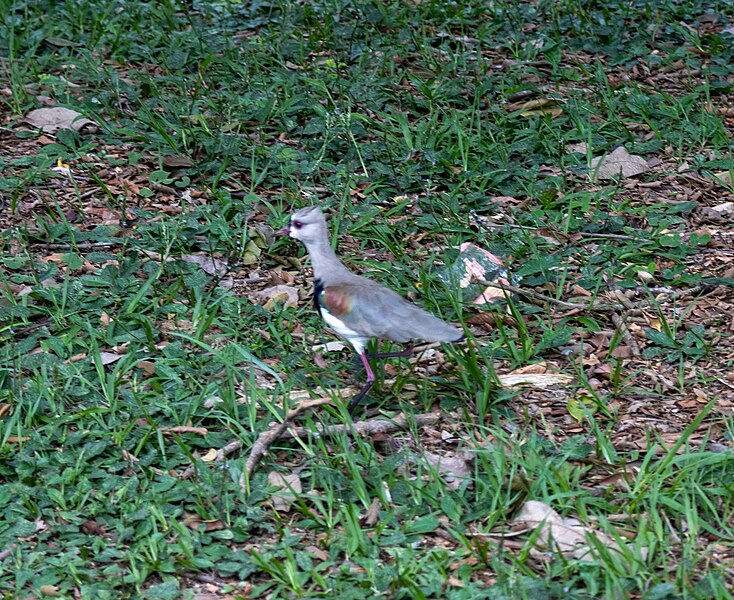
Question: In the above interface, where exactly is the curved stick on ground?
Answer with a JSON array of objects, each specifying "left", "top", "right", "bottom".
[{"left": 243, "top": 397, "right": 334, "bottom": 480}]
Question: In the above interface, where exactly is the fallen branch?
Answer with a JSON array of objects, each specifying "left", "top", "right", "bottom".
[
  {"left": 244, "top": 397, "right": 334, "bottom": 478},
  {"left": 286, "top": 411, "right": 442, "bottom": 439},
  {"left": 478, "top": 279, "right": 705, "bottom": 314},
  {"left": 177, "top": 393, "right": 442, "bottom": 484}
]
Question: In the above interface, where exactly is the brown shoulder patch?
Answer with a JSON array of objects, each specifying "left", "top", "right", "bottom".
[{"left": 321, "top": 286, "right": 353, "bottom": 317}]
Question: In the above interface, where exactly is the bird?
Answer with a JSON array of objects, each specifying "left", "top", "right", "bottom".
[{"left": 277, "top": 206, "right": 463, "bottom": 412}]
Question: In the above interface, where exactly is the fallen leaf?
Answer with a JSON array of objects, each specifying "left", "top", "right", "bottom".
[
  {"left": 710, "top": 201, "right": 734, "bottom": 214},
  {"left": 203, "top": 395, "right": 224, "bottom": 408},
  {"left": 180, "top": 254, "right": 229, "bottom": 276},
  {"left": 254, "top": 285, "right": 300, "bottom": 310},
  {"left": 566, "top": 394, "right": 597, "bottom": 422},
  {"left": 312, "top": 341, "right": 347, "bottom": 353},
  {"left": 498, "top": 372, "right": 574, "bottom": 388},
  {"left": 304, "top": 544, "right": 330, "bottom": 561},
  {"left": 251, "top": 223, "right": 276, "bottom": 248},
  {"left": 363, "top": 497, "right": 382, "bottom": 527},
  {"left": 240, "top": 240, "right": 262, "bottom": 265},
  {"left": 515, "top": 98, "right": 564, "bottom": 118},
  {"left": 567, "top": 142, "right": 588, "bottom": 154},
  {"left": 201, "top": 448, "right": 218, "bottom": 462},
  {"left": 39, "top": 585, "right": 60, "bottom": 597},
  {"left": 81, "top": 520, "right": 108, "bottom": 536},
  {"left": 420, "top": 451, "right": 472, "bottom": 490},
  {"left": 268, "top": 471, "right": 302, "bottom": 512},
  {"left": 711, "top": 171, "right": 732, "bottom": 187},
  {"left": 162, "top": 154, "right": 195, "bottom": 168},
  {"left": 137, "top": 360, "right": 155, "bottom": 376},
  {"left": 160, "top": 426, "right": 208, "bottom": 436},
  {"left": 183, "top": 512, "right": 227, "bottom": 531},
  {"left": 99, "top": 352, "right": 122, "bottom": 365},
  {"left": 40, "top": 253, "right": 65, "bottom": 263},
  {"left": 590, "top": 146, "right": 649, "bottom": 180},
  {"left": 512, "top": 501, "right": 639, "bottom": 561},
  {"left": 23, "top": 107, "right": 95, "bottom": 133},
  {"left": 312, "top": 351, "right": 329, "bottom": 369}
]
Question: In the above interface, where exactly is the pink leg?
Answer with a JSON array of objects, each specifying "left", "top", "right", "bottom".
[
  {"left": 348, "top": 352, "right": 375, "bottom": 413},
  {"left": 359, "top": 352, "right": 375, "bottom": 383}
]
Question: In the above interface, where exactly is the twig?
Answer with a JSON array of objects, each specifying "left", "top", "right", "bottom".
[
  {"left": 286, "top": 411, "right": 442, "bottom": 439},
  {"left": 472, "top": 216, "right": 641, "bottom": 241},
  {"left": 477, "top": 279, "right": 706, "bottom": 314},
  {"left": 611, "top": 313, "right": 641, "bottom": 357},
  {"left": 178, "top": 397, "right": 336, "bottom": 481},
  {"left": 178, "top": 438, "right": 245, "bottom": 480},
  {"left": 244, "top": 397, "right": 334, "bottom": 479},
  {"left": 477, "top": 278, "right": 616, "bottom": 311},
  {"left": 27, "top": 241, "right": 126, "bottom": 250}
]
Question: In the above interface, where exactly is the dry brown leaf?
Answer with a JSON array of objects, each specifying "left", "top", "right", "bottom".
[
  {"left": 39, "top": 585, "right": 60, "bottom": 597},
  {"left": 363, "top": 497, "right": 382, "bottom": 527},
  {"left": 201, "top": 448, "right": 218, "bottom": 462},
  {"left": 516, "top": 98, "right": 564, "bottom": 118},
  {"left": 711, "top": 170, "right": 732, "bottom": 187},
  {"left": 312, "top": 340, "right": 347, "bottom": 353},
  {"left": 268, "top": 471, "right": 302, "bottom": 512},
  {"left": 137, "top": 360, "right": 156, "bottom": 376},
  {"left": 513, "top": 501, "right": 639, "bottom": 561},
  {"left": 5, "top": 436, "right": 30, "bottom": 443},
  {"left": 498, "top": 372, "right": 573, "bottom": 388},
  {"left": 254, "top": 285, "right": 300, "bottom": 310},
  {"left": 162, "top": 154, "right": 195, "bottom": 168},
  {"left": 183, "top": 512, "right": 227, "bottom": 532},
  {"left": 590, "top": 146, "right": 649, "bottom": 180},
  {"left": 710, "top": 201, "right": 734, "bottom": 215},
  {"left": 40, "top": 253, "right": 65, "bottom": 263},
  {"left": 180, "top": 254, "right": 229, "bottom": 276},
  {"left": 566, "top": 142, "right": 588, "bottom": 154},
  {"left": 421, "top": 451, "right": 473, "bottom": 490},
  {"left": 99, "top": 352, "right": 123, "bottom": 365},
  {"left": 81, "top": 520, "right": 108, "bottom": 536},
  {"left": 23, "top": 107, "right": 95, "bottom": 133},
  {"left": 304, "top": 545, "right": 329, "bottom": 561},
  {"left": 160, "top": 426, "right": 208, "bottom": 436}
]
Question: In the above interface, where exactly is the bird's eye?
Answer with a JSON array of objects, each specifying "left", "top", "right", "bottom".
[{"left": 293, "top": 220, "right": 303, "bottom": 229}]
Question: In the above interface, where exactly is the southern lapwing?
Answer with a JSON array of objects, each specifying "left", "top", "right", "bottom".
[{"left": 278, "top": 206, "right": 463, "bottom": 412}]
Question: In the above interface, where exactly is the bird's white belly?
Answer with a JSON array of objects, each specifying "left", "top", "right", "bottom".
[{"left": 320, "top": 307, "right": 369, "bottom": 354}]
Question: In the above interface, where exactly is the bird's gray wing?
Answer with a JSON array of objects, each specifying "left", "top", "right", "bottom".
[{"left": 336, "top": 280, "right": 462, "bottom": 343}]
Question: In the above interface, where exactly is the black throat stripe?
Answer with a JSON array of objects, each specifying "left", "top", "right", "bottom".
[{"left": 313, "top": 278, "right": 324, "bottom": 311}]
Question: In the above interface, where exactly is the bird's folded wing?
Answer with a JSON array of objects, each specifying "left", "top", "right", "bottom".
[{"left": 320, "top": 282, "right": 461, "bottom": 343}]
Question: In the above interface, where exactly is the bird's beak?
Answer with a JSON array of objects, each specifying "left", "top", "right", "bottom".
[{"left": 276, "top": 225, "right": 290, "bottom": 237}]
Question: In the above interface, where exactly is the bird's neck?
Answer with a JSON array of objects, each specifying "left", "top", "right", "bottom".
[{"left": 304, "top": 235, "right": 353, "bottom": 281}]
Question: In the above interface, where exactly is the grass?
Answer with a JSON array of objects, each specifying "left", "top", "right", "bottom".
[{"left": 2, "top": 0, "right": 734, "bottom": 598}]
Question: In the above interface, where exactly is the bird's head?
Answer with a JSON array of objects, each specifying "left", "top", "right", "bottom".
[{"left": 277, "top": 206, "right": 327, "bottom": 245}]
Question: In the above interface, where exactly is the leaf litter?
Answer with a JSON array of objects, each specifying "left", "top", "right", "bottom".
[{"left": 2, "top": 4, "right": 734, "bottom": 597}]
